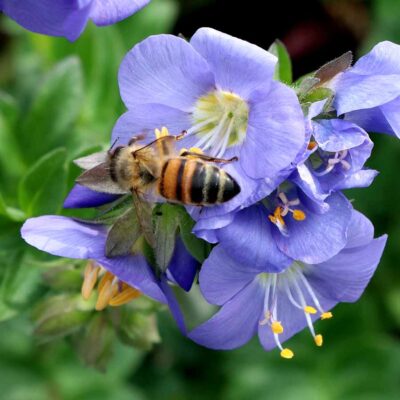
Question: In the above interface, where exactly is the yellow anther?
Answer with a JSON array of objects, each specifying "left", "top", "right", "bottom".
[
  {"left": 292, "top": 209, "right": 306, "bottom": 221},
  {"left": 280, "top": 348, "right": 294, "bottom": 359},
  {"left": 307, "top": 141, "right": 318, "bottom": 151},
  {"left": 81, "top": 261, "right": 100, "bottom": 300},
  {"left": 321, "top": 312, "right": 333, "bottom": 320},
  {"left": 95, "top": 272, "right": 118, "bottom": 311},
  {"left": 109, "top": 284, "right": 142, "bottom": 307},
  {"left": 268, "top": 207, "right": 286, "bottom": 227},
  {"left": 314, "top": 334, "right": 323, "bottom": 347},
  {"left": 155, "top": 126, "right": 170, "bottom": 138},
  {"left": 304, "top": 306, "right": 317, "bottom": 314},
  {"left": 271, "top": 321, "right": 284, "bottom": 334}
]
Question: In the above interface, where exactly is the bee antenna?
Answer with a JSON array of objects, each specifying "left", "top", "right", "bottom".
[{"left": 108, "top": 137, "right": 120, "bottom": 154}]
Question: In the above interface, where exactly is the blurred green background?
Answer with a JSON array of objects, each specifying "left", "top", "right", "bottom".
[{"left": 1, "top": 0, "right": 400, "bottom": 399}]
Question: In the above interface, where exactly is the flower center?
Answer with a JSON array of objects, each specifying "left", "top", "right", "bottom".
[
  {"left": 267, "top": 192, "right": 306, "bottom": 236},
  {"left": 81, "top": 260, "right": 141, "bottom": 311},
  {"left": 189, "top": 90, "right": 249, "bottom": 157},
  {"left": 313, "top": 149, "right": 351, "bottom": 177},
  {"left": 258, "top": 263, "right": 333, "bottom": 359}
]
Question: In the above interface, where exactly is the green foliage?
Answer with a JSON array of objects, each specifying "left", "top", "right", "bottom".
[
  {"left": 18, "top": 58, "right": 83, "bottom": 164},
  {"left": 269, "top": 39, "right": 293, "bottom": 84},
  {"left": 153, "top": 203, "right": 180, "bottom": 273},
  {"left": 19, "top": 148, "right": 68, "bottom": 217},
  {"left": 177, "top": 207, "right": 212, "bottom": 263}
]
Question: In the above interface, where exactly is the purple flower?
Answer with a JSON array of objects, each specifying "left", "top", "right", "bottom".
[
  {"left": 189, "top": 210, "right": 387, "bottom": 357},
  {"left": 0, "top": 0, "right": 150, "bottom": 41},
  {"left": 291, "top": 100, "right": 376, "bottom": 205},
  {"left": 193, "top": 185, "right": 353, "bottom": 266},
  {"left": 112, "top": 28, "right": 306, "bottom": 216},
  {"left": 21, "top": 215, "right": 197, "bottom": 333},
  {"left": 331, "top": 41, "right": 400, "bottom": 138},
  {"left": 64, "top": 184, "right": 119, "bottom": 209}
]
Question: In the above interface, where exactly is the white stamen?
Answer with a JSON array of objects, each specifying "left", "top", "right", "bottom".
[
  {"left": 294, "top": 268, "right": 324, "bottom": 313},
  {"left": 186, "top": 116, "right": 220, "bottom": 135},
  {"left": 314, "top": 150, "right": 351, "bottom": 177},
  {"left": 283, "top": 280, "right": 303, "bottom": 310},
  {"left": 292, "top": 278, "right": 317, "bottom": 337},
  {"left": 191, "top": 90, "right": 249, "bottom": 157}
]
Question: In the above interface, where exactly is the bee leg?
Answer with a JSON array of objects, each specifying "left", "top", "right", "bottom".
[
  {"left": 180, "top": 151, "right": 239, "bottom": 164},
  {"left": 128, "top": 134, "right": 146, "bottom": 146},
  {"left": 175, "top": 130, "right": 188, "bottom": 140}
]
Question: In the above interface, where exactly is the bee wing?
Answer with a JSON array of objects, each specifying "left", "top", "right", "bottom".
[
  {"left": 132, "top": 190, "right": 156, "bottom": 248},
  {"left": 76, "top": 163, "right": 128, "bottom": 195},
  {"left": 74, "top": 151, "right": 109, "bottom": 170}
]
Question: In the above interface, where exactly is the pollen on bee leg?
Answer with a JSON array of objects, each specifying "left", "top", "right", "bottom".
[
  {"left": 81, "top": 260, "right": 100, "bottom": 300},
  {"left": 314, "top": 334, "right": 323, "bottom": 347},
  {"left": 321, "top": 312, "right": 333, "bottom": 320}
]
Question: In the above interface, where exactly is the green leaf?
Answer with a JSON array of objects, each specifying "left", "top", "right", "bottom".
[
  {"left": 153, "top": 204, "right": 180, "bottom": 273},
  {"left": 269, "top": 40, "right": 293, "bottom": 84},
  {"left": 177, "top": 208, "right": 212, "bottom": 263},
  {"left": 106, "top": 208, "right": 142, "bottom": 257},
  {"left": 33, "top": 294, "right": 92, "bottom": 341},
  {"left": 75, "top": 313, "right": 114, "bottom": 372},
  {"left": 18, "top": 57, "right": 84, "bottom": 164},
  {"left": 0, "top": 91, "right": 26, "bottom": 189},
  {"left": 0, "top": 255, "right": 42, "bottom": 309},
  {"left": 0, "top": 192, "right": 26, "bottom": 222},
  {"left": 302, "top": 87, "right": 335, "bottom": 104},
  {"left": 18, "top": 147, "right": 68, "bottom": 217},
  {"left": 116, "top": 308, "right": 160, "bottom": 351},
  {"left": 0, "top": 220, "right": 24, "bottom": 252},
  {"left": 42, "top": 264, "right": 83, "bottom": 291}
]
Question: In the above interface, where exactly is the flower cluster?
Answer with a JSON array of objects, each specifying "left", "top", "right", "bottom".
[
  {"left": 22, "top": 29, "right": 397, "bottom": 359},
  {"left": 0, "top": 0, "right": 150, "bottom": 41}
]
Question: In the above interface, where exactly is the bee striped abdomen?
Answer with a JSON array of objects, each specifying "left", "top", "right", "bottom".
[{"left": 159, "top": 158, "right": 240, "bottom": 205}]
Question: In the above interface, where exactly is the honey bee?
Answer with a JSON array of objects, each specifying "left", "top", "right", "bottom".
[
  {"left": 76, "top": 128, "right": 241, "bottom": 207},
  {"left": 75, "top": 129, "right": 240, "bottom": 260}
]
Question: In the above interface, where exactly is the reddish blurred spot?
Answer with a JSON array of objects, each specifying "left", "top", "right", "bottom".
[{"left": 283, "top": 21, "right": 329, "bottom": 59}]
